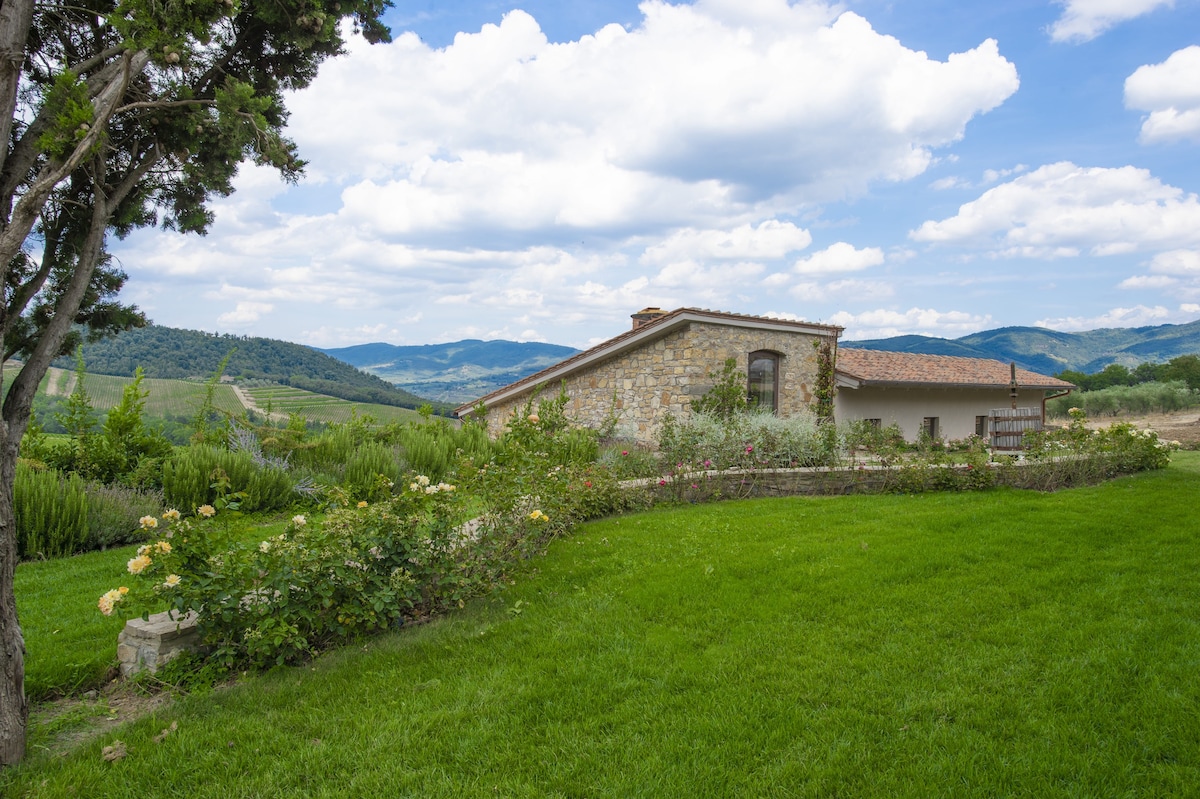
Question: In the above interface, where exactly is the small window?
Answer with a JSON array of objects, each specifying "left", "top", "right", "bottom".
[
  {"left": 922, "top": 416, "right": 939, "bottom": 440},
  {"left": 975, "top": 415, "right": 988, "bottom": 437},
  {"left": 747, "top": 351, "right": 779, "bottom": 413}
]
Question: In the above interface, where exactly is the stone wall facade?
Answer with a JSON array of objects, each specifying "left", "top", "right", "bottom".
[{"left": 482, "top": 321, "right": 831, "bottom": 444}]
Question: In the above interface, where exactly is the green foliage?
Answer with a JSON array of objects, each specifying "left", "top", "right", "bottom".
[
  {"left": 1056, "top": 353, "right": 1200, "bottom": 392},
  {"left": 690, "top": 358, "right": 749, "bottom": 420},
  {"left": 107, "top": 484, "right": 474, "bottom": 669},
  {"left": 842, "top": 419, "right": 906, "bottom": 458},
  {"left": 813, "top": 336, "right": 836, "bottom": 420},
  {"left": 658, "top": 409, "right": 835, "bottom": 475},
  {"left": 55, "top": 349, "right": 97, "bottom": 452},
  {"left": 35, "top": 71, "right": 96, "bottom": 160},
  {"left": 193, "top": 348, "right": 235, "bottom": 445},
  {"left": 880, "top": 408, "right": 1175, "bottom": 494},
  {"left": 98, "top": 367, "right": 174, "bottom": 484},
  {"left": 19, "top": 457, "right": 1200, "bottom": 794},
  {"left": 81, "top": 482, "right": 164, "bottom": 551},
  {"left": 461, "top": 392, "right": 647, "bottom": 554},
  {"left": 14, "top": 465, "right": 89, "bottom": 560},
  {"left": 1046, "top": 380, "right": 1200, "bottom": 417},
  {"left": 396, "top": 425, "right": 451, "bottom": 482},
  {"left": 343, "top": 442, "right": 401, "bottom": 502},
  {"left": 161, "top": 446, "right": 294, "bottom": 514},
  {"left": 36, "top": 361, "right": 173, "bottom": 483},
  {"left": 1016, "top": 407, "right": 1174, "bottom": 487},
  {"left": 13, "top": 463, "right": 164, "bottom": 561}
]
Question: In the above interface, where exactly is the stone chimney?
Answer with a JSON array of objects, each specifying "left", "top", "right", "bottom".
[{"left": 631, "top": 307, "right": 667, "bottom": 330}]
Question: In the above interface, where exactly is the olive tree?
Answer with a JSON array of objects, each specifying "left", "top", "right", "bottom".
[{"left": 0, "top": 0, "right": 390, "bottom": 764}]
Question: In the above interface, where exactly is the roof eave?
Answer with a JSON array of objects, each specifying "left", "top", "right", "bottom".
[{"left": 837, "top": 379, "right": 1075, "bottom": 391}]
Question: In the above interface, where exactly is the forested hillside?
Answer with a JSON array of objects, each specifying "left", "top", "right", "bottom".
[
  {"left": 54, "top": 326, "right": 450, "bottom": 413},
  {"left": 843, "top": 319, "right": 1200, "bottom": 374}
]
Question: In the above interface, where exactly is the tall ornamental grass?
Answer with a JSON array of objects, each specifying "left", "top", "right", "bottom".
[{"left": 161, "top": 446, "right": 295, "bottom": 513}]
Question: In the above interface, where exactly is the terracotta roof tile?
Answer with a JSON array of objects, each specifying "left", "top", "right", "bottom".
[{"left": 836, "top": 348, "right": 1076, "bottom": 390}]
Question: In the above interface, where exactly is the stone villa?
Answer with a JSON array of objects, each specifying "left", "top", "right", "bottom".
[{"left": 455, "top": 307, "right": 1075, "bottom": 446}]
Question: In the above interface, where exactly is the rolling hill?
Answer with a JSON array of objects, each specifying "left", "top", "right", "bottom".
[
  {"left": 319, "top": 339, "right": 580, "bottom": 404},
  {"left": 55, "top": 325, "right": 452, "bottom": 413},
  {"left": 842, "top": 318, "right": 1200, "bottom": 375}
]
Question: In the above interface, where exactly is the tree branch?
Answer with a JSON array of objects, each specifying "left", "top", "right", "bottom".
[
  {"left": 0, "top": 47, "right": 147, "bottom": 282},
  {"left": 114, "top": 97, "right": 215, "bottom": 114},
  {"left": 0, "top": 0, "right": 35, "bottom": 186},
  {"left": 2, "top": 153, "right": 108, "bottom": 435}
]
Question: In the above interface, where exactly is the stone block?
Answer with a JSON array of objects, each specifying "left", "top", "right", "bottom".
[{"left": 117, "top": 610, "right": 200, "bottom": 678}]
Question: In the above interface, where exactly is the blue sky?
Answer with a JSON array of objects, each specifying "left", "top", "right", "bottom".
[{"left": 113, "top": 0, "right": 1200, "bottom": 349}]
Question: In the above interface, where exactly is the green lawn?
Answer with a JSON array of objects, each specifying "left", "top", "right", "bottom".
[{"left": 5, "top": 455, "right": 1200, "bottom": 796}]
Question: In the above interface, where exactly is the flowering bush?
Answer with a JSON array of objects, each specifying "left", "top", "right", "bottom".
[
  {"left": 658, "top": 409, "right": 837, "bottom": 474},
  {"left": 1017, "top": 410, "right": 1174, "bottom": 487},
  {"left": 100, "top": 477, "right": 482, "bottom": 668}
]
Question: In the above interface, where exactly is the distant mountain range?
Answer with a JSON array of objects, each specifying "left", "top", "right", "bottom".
[
  {"left": 319, "top": 321, "right": 1200, "bottom": 402},
  {"left": 318, "top": 340, "right": 580, "bottom": 405},
  {"left": 841, "top": 319, "right": 1200, "bottom": 375}
]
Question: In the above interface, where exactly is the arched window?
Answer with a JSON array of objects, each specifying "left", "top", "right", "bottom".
[{"left": 747, "top": 351, "right": 779, "bottom": 413}]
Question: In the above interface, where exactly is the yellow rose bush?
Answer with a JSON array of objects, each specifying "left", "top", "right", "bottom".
[{"left": 100, "top": 477, "right": 487, "bottom": 668}]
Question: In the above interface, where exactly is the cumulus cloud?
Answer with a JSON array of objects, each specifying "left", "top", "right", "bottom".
[
  {"left": 1149, "top": 249, "right": 1200, "bottom": 274},
  {"left": 1048, "top": 0, "right": 1174, "bottom": 43},
  {"left": 830, "top": 307, "right": 993, "bottom": 339},
  {"left": 930, "top": 164, "right": 1027, "bottom": 191},
  {"left": 910, "top": 162, "right": 1200, "bottom": 256},
  {"left": 789, "top": 278, "right": 894, "bottom": 302},
  {"left": 793, "top": 242, "right": 886, "bottom": 275},
  {"left": 1125, "top": 46, "right": 1200, "bottom": 143},
  {"left": 284, "top": 0, "right": 1017, "bottom": 240},
  {"left": 1120, "top": 249, "right": 1200, "bottom": 295},
  {"left": 641, "top": 221, "right": 812, "bottom": 265},
  {"left": 1035, "top": 304, "right": 1181, "bottom": 330},
  {"left": 930, "top": 176, "right": 970, "bottom": 191},
  {"left": 218, "top": 302, "right": 274, "bottom": 327},
  {"left": 112, "top": 2, "right": 1025, "bottom": 347},
  {"left": 1119, "top": 275, "right": 1177, "bottom": 289}
]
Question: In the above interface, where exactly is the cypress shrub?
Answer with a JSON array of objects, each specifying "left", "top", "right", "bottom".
[{"left": 15, "top": 464, "right": 89, "bottom": 559}]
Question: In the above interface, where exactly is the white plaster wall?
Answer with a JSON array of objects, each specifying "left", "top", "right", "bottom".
[{"left": 835, "top": 386, "right": 1041, "bottom": 441}]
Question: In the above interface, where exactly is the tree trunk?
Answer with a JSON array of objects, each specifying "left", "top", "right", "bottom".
[
  {"left": 0, "top": 167, "right": 115, "bottom": 765},
  {"left": 0, "top": 0, "right": 35, "bottom": 188},
  {"left": 0, "top": 430, "right": 25, "bottom": 766}
]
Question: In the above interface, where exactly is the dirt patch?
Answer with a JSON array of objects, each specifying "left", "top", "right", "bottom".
[
  {"left": 30, "top": 679, "right": 177, "bottom": 757},
  {"left": 1080, "top": 409, "right": 1200, "bottom": 449}
]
